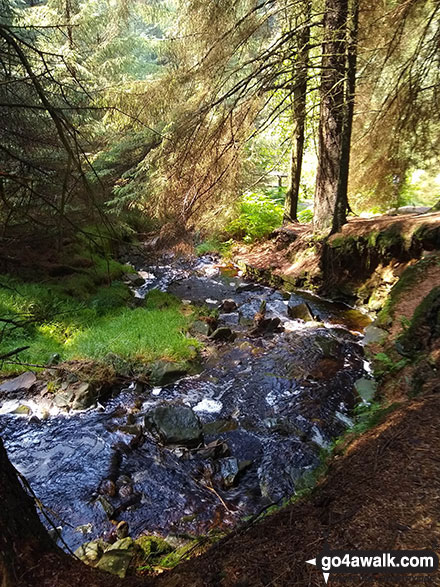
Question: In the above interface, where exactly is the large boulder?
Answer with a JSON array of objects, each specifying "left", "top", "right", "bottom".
[{"left": 146, "top": 405, "right": 203, "bottom": 446}]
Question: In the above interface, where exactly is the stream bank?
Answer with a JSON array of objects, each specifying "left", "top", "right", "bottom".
[{"left": 0, "top": 254, "right": 371, "bottom": 578}]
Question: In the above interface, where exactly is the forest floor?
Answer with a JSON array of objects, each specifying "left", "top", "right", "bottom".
[{"left": 234, "top": 211, "right": 440, "bottom": 289}]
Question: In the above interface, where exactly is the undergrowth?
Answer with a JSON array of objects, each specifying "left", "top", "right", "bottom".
[{"left": 226, "top": 189, "right": 284, "bottom": 242}]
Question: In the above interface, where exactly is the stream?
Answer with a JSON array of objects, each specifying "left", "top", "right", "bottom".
[{"left": 0, "top": 255, "right": 371, "bottom": 552}]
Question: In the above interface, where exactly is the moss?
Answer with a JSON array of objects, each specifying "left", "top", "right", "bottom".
[
  {"left": 396, "top": 286, "right": 440, "bottom": 356},
  {"left": 376, "top": 254, "right": 440, "bottom": 327},
  {"left": 135, "top": 535, "right": 172, "bottom": 559},
  {"left": 156, "top": 540, "right": 201, "bottom": 569}
]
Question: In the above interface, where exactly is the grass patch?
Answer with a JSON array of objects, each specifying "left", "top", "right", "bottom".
[{"left": 0, "top": 274, "right": 199, "bottom": 376}]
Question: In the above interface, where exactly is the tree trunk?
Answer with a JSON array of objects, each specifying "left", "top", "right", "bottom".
[
  {"left": 284, "top": 1, "right": 311, "bottom": 224},
  {"left": 0, "top": 438, "right": 55, "bottom": 586},
  {"left": 313, "top": 0, "right": 349, "bottom": 233},
  {"left": 0, "top": 438, "right": 142, "bottom": 587},
  {"left": 332, "top": 0, "right": 359, "bottom": 233}
]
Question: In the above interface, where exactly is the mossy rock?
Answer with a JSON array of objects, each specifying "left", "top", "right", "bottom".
[
  {"left": 136, "top": 535, "right": 172, "bottom": 559},
  {"left": 96, "top": 537, "right": 135, "bottom": 578}
]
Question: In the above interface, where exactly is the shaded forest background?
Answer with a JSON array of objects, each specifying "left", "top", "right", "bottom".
[{"left": 1, "top": 0, "right": 439, "bottom": 253}]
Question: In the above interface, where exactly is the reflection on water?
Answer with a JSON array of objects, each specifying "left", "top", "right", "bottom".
[{"left": 1, "top": 256, "right": 370, "bottom": 551}]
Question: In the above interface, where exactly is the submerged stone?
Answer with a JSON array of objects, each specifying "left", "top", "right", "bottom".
[{"left": 218, "top": 457, "right": 239, "bottom": 488}]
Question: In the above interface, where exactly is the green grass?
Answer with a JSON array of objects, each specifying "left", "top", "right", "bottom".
[{"left": 0, "top": 276, "right": 199, "bottom": 375}]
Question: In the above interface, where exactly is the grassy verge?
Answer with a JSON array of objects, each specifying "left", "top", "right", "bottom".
[{"left": 0, "top": 273, "right": 199, "bottom": 377}]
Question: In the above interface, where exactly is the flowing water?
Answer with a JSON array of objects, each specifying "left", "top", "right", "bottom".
[{"left": 0, "top": 255, "right": 371, "bottom": 551}]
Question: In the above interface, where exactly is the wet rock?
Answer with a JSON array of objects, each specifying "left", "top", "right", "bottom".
[
  {"left": 99, "top": 479, "right": 116, "bottom": 497},
  {"left": 219, "top": 299, "right": 238, "bottom": 313},
  {"left": 236, "top": 283, "right": 264, "bottom": 293},
  {"left": 146, "top": 405, "right": 203, "bottom": 446},
  {"left": 54, "top": 381, "right": 98, "bottom": 411},
  {"left": 354, "top": 378, "right": 377, "bottom": 402},
  {"left": 209, "top": 327, "right": 237, "bottom": 342},
  {"left": 116, "top": 521, "right": 129, "bottom": 539},
  {"left": 97, "top": 495, "right": 115, "bottom": 518},
  {"left": 362, "top": 325, "right": 388, "bottom": 346},
  {"left": 239, "top": 300, "right": 262, "bottom": 323},
  {"left": 71, "top": 382, "right": 98, "bottom": 410},
  {"left": 203, "top": 419, "right": 239, "bottom": 435},
  {"left": 265, "top": 299, "right": 289, "bottom": 319},
  {"left": 287, "top": 301, "right": 315, "bottom": 321},
  {"left": 313, "top": 335, "right": 342, "bottom": 358},
  {"left": 218, "top": 457, "right": 239, "bottom": 488},
  {"left": 150, "top": 360, "right": 188, "bottom": 385},
  {"left": 218, "top": 312, "right": 240, "bottom": 326},
  {"left": 119, "top": 483, "right": 133, "bottom": 498},
  {"left": 0, "top": 371, "right": 37, "bottom": 393},
  {"left": 96, "top": 537, "right": 134, "bottom": 578},
  {"left": 250, "top": 317, "right": 283, "bottom": 336},
  {"left": 122, "top": 272, "right": 145, "bottom": 287},
  {"left": 194, "top": 439, "right": 229, "bottom": 459},
  {"left": 53, "top": 391, "right": 75, "bottom": 409},
  {"left": 191, "top": 319, "right": 211, "bottom": 336}
]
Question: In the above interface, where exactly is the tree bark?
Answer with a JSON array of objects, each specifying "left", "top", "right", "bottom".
[
  {"left": 0, "top": 438, "right": 55, "bottom": 586},
  {"left": 313, "top": 0, "right": 349, "bottom": 233},
  {"left": 284, "top": 1, "right": 311, "bottom": 224},
  {"left": 0, "top": 438, "right": 143, "bottom": 587},
  {"left": 332, "top": 0, "right": 359, "bottom": 233}
]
